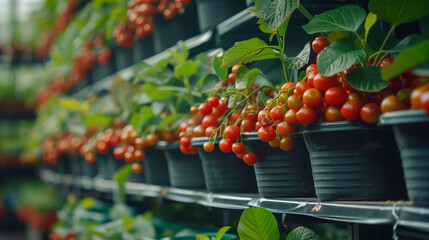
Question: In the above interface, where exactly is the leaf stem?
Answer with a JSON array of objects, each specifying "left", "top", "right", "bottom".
[
  {"left": 374, "top": 25, "right": 395, "bottom": 64},
  {"left": 298, "top": 4, "right": 313, "bottom": 21}
]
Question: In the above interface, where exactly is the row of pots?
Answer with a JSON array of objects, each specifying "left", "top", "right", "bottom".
[{"left": 47, "top": 110, "right": 429, "bottom": 207}]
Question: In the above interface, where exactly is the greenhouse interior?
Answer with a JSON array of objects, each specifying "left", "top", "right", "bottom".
[{"left": 1, "top": 0, "right": 429, "bottom": 239}]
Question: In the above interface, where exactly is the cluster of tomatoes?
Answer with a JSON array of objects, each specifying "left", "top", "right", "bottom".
[
  {"left": 114, "top": 0, "right": 191, "bottom": 47},
  {"left": 42, "top": 133, "right": 87, "bottom": 165}
]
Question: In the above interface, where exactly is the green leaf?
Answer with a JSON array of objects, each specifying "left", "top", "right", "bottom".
[
  {"left": 237, "top": 207, "right": 279, "bottom": 240},
  {"left": 221, "top": 38, "right": 278, "bottom": 69},
  {"left": 368, "top": 0, "right": 429, "bottom": 26},
  {"left": 134, "top": 58, "right": 170, "bottom": 83},
  {"left": 113, "top": 164, "right": 132, "bottom": 203},
  {"left": 175, "top": 60, "right": 200, "bottom": 79},
  {"left": 196, "top": 235, "right": 211, "bottom": 240},
  {"left": 298, "top": 71, "right": 306, "bottom": 81},
  {"left": 213, "top": 56, "right": 228, "bottom": 81},
  {"left": 381, "top": 39, "right": 429, "bottom": 80},
  {"left": 144, "top": 82, "right": 173, "bottom": 100},
  {"left": 122, "top": 216, "right": 156, "bottom": 239},
  {"left": 170, "top": 116, "right": 189, "bottom": 131},
  {"left": 84, "top": 114, "right": 112, "bottom": 129},
  {"left": 200, "top": 74, "right": 221, "bottom": 93},
  {"left": 346, "top": 66, "right": 388, "bottom": 92},
  {"left": 366, "top": 24, "right": 400, "bottom": 51},
  {"left": 302, "top": 5, "right": 366, "bottom": 34},
  {"left": 236, "top": 67, "right": 261, "bottom": 91},
  {"left": 326, "top": 31, "right": 350, "bottom": 43},
  {"left": 257, "top": 19, "right": 273, "bottom": 34},
  {"left": 317, "top": 38, "right": 366, "bottom": 77},
  {"left": 286, "top": 226, "right": 320, "bottom": 240},
  {"left": 365, "top": 12, "right": 377, "bottom": 33},
  {"left": 59, "top": 98, "right": 81, "bottom": 112},
  {"left": 381, "top": 34, "right": 428, "bottom": 54},
  {"left": 253, "top": 0, "right": 299, "bottom": 32},
  {"left": 215, "top": 226, "right": 231, "bottom": 240},
  {"left": 281, "top": 42, "right": 311, "bottom": 69}
]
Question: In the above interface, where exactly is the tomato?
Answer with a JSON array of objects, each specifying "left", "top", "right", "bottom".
[
  {"left": 257, "top": 108, "right": 269, "bottom": 124},
  {"left": 180, "top": 144, "right": 191, "bottom": 154},
  {"left": 268, "top": 137, "right": 280, "bottom": 147},
  {"left": 307, "top": 72, "right": 316, "bottom": 88},
  {"left": 205, "top": 126, "right": 216, "bottom": 138},
  {"left": 208, "top": 96, "right": 219, "bottom": 107},
  {"left": 219, "top": 138, "right": 233, "bottom": 153},
  {"left": 217, "top": 100, "right": 229, "bottom": 113},
  {"left": 396, "top": 88, "right": 411, "bottom": 107},
  {"left": 193, "top": 125, "right": 205, "bottom": 137},
  {"left": 312, "top": 36, "right": 329, "bottom": 53},
  {"left": 180, "top": 136, "right": 191, "bottom": 147},
  {"left": 277, "top": 121, "right": 295, "bottom": 137},
  {"left": 303, "top": 88, "right": 322, "bottom": 108},
  {"left": 225, "top": 125, "right": 241, "bottom": 141},
  {"left": 385, "top": 77, "right": 403, "bottom": 93},
  {"left": 314, "top": 73, "right": 338, "bottom": 93},
  {"left": 190, "top": 106, "right": 198, "bottom": 114},
  {"left": 360, "top": 103, "right": 381, "bottom": 124},
  {"left": 285, "top": 109, "right": 297, "bottom": 125},
  {"left": 232, "top": 64, "right": 242, "bottom": 74},
  {"left": 296, "top": 106, "right": 317, "bottom": 126},
  {"left": 113, "top": 146, "right": 125, "bottom": 159},
  {"left": 325, "top": 87, "right": 347, "bottom": 106},
  {"left": 228, "top": 112, "right": 241, "bottom": 125},
  {"left": 340, "top": 100, "right": 362, "bottom": 121},
  {"left": 347, "top": 92, "right": 367, "bottom": 105},
  {"left": 287, "top": 95, "right": 303, "bottom": 110},
  {"left": 281, "top": 82, "right": 296, "bottom": 91},
  {"left": 266, "top": 98, "right": 275, "bottom": 108},
  {"left": 96, "top": 141, "right": 109, "bottom": 154},
  {"left": 315, "top": 100, "right": 328, "bottom": 116},
  {"left": 202, "top": 115, "right": 219, "bottom": 129},
  {"left": 411, "top": 83, "right": 429, "bottom": 109},
  {"left": 124, "top": 151, "right": 134, "bottom": 163},
  {"left": 84, "top": 152, "right": 96, "bottom": 164},
  {"left": 306, "top": 64, "right": 318, "bottom": 75},
  {"left": 295, "top": 81, "right": 311, "bottom": 96},
  {"left": 199, "top": 103, "right": 213, "bottom": 115},
  {"left": 421, "top": 91, "right": 429, "bottom": 115},
  {"left": 227, "top": 73, "right": 236, "bottom": 84},
  {"left": 203, "top": 141, "right": 215, "bottom": 152},
  {"left": 269, "top": 105, "right": 284, "bottom": 121},
  {"left": 258, "top": 125, "right": 276, "bottom": 142},
  {"left": 380, "top": 95, "right": 407, "bottom": 113},
  {"left": 325, "top": 106, "right": 344, "bottom": 122},
  {"left": 134, "top": 149, "right": 146, "bottom": 161},
  {"left": 279, "top": 137, "right": 294, "bottom": 151},
  {"left": 146, "top": 133, "right": 158, "bottom": 146},
  {"left": 241, "top": 119, "right": 255, "bottom": 132},
  {"left": 378, "top": 57, "right": 394, "bottom": 68},
  {"left": 232, "top": 142, "right": 246, "bottom": 154},
  {"left": 243, "top": 152, "right": 258, "bottom": 165},
  {"left": 131, "top": 163, "right": 143, "bottom": 173},
  {"left": 255, "top": 121, "right": 262, "bottom": 131}
]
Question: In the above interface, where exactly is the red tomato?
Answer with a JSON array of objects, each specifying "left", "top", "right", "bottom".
[
  {"left": 257, "top": 125, "right": 276, "bottom": 142},
  {"left": 232, "top": 142, "right": 246, "bottom": 154},
  {"left": 325, "top": 106, "right": 344, "bottom": 122},
  {"left": 279, "top": 137, "right": 294, "bottom": 151},
  {"left": 219, "top": 138, "right": 233, "bottom": 153},
  {"left": 303, "top": 88, "right": 322, "bottom": 108},
  {"left": 314, "top": 73, "right": 338, "bottom": 93},
  {"left": 312, "top": 36, "right": 329, "bottom": 53},
  {"left": 243, "top": 152, "right": 258, "bottom": 165},
  {"left": 296, "top": 106, "right": 318, "bottom": 126},
  {"left": 224, "top": 125, "right": 241, "bottom": 141},
  {"left": 277, "top": 121, "right": 295, "bottom": 137},
  {"left": 360, "top": 103, "right": 381, "bottom": 124},
  {"left": 341, "top": 100, "right": 362, "bottom": 121},
  {"left": 325, "top": 87, "right": 347, "bottom": 106}
]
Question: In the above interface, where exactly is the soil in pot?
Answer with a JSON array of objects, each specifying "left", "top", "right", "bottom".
[
  {"left": 248, "top": 134, "right": 315, "bottom": 198},
  {"left": 164, "top": 148, "right": 205, "bottom": 189},
  {"left": 198, "top": 147, "right": 257, "bottom": 193},
  {"left": 303, "top": 122, "right": 407, "bottom": 201}
]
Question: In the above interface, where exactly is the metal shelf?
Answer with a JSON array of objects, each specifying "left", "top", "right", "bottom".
[{"left": 40, "top": 169, "right": 429, "bottom": 230}]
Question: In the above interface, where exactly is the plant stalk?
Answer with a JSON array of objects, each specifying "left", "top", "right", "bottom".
[
  {"left": 374, "top": 25, "right": 395, "bottom": 65},
  {"left": 298, "top": 4, "right": 313, "bottom": 21}
]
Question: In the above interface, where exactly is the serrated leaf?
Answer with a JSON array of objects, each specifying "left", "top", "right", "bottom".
[
  {"left": 346, "top": 66, "right": 388, "bottom": 92},
  {"left": 302, "top": 5, "right": 366, "bottom": 34},
  {"left": 254, "top": 0, "right": 299, "bottom": 32},
  {"left": 213, "top": 56, "right": 228, "bottom": 81},
  {"left": 286, "top": 226, "right": 320, "bottom": 240},
  {"left": 365, "top": 12, "right": 377, "bottom": 33},
  {"left": 281, "top": 42, "right": 310, "bottom": 69},
  {"left": 221, "top": 38, "right": 278, "bottom": 69},
  {"left": 368, "top": 0, "right": 429, "bottom": 26},
  {"left": 381, "top": 39, "right": 429, "bottom": 80},
  {"left": 200, "top": 74, "right": 221, "bottom": 93},
  {"left": 215, "top": 226, "right": 231, "bottom": 240},
  {"left": 237, "top": 207, "right": 279, "bottom": 240},
  {"left": 317, "top": 38, "right": 366, "bottom": 77}
]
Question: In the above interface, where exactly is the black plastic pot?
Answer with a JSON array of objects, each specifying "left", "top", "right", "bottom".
[
  {"left": 133, "top": 37, "right": 154, "bottom": 64},
  {"left": 55, "top": 154, "right": 72, "bottom": 175},
  {"left": 143, "top": 148, "right": 170, "bottom": 186},
  {"left": 195, "top": 141, "right": 257, "bottom": 193},
  {"left": 96, "top": 150, "right": 125, "bottom": 180},
  {"left": 302, "top": 122, "right": 407, "bottom": 201},
  {"left": 245, "top": 133, "right": 315, "bottom": 198},
  {"left": 195, "top": 0, "right": 246, "bottom": 32},
  {"left": 152, "top": 2, "right": 200, "bottom": 53},
  {"left": 114, "top": 46, "right": 134, "bottom": 70},
  {"left": 92, "top": 57, "right": 116, "bottom": 83},
  {"left": 162, "top": 142, "right": 205, "bottom": 189},
  {"left": 380, "top": 110, "right": 429, "bottom": 207}
]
